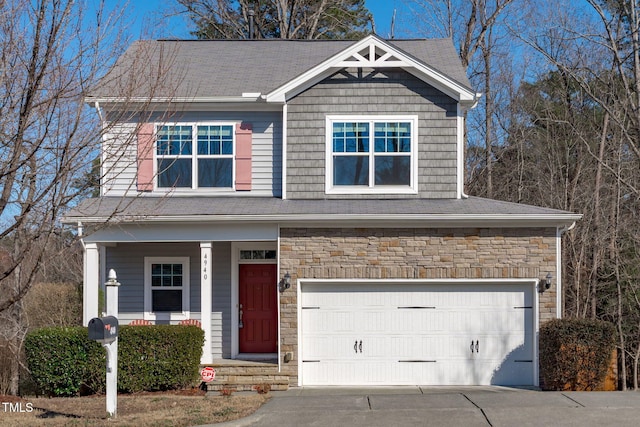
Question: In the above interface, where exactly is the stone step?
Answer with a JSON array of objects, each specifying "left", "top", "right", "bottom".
[{"left": 202, "top": 362, "right": 289, "bottom": 392}]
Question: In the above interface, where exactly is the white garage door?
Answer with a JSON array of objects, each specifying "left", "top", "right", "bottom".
[{"left": 300, "top": 282, "right": 535, "bottom": 386}]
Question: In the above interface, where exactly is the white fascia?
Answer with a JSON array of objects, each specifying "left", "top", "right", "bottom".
[
  {"left": 86, "top": 95, "right": 264, "bottom": 104},
  {"left": 71, "top": 213, "right": 583, "bottom": 227},
  {"left": 265, "top": 34, "right": 477, "bottom": 103}
]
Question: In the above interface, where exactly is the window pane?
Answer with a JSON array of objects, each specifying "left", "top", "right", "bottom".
[
  {"left": 265, "top": 250, "right": 276, "bottom": 259},
  {"left": 151, "top": 264, "right": 161, "bottom": 275},
  {"left": 172, "top": 264, "right": 182, "bottom": 275},
  {"left": 333, "top": 122, "right": 368, "bottom": 153},
  {"left": 375, "top": 156, "right": 411, "bottom": 185},
  {"left": 374, "top": 122, "right": 411, "bottom": 153},
  {"left": 197, "top": 125, "right": 233, "bottom": 155},
  {"left": 157, "top": 126, "right": 192, "bottom": 155},
  {"left": 198, "top": 158, "right": 232, "bottom": 187},
  {"left": 157, "top": 159, "right": 191, "bottom": 187},
  {"left": 152, "top": 290, "right": 182, "bottom": 312},
  {"left": 334, "top": 156, "right": 368, "bottom": 185},
  {"left": 240, "top": 250, "right": 252, "bottom": 260}
]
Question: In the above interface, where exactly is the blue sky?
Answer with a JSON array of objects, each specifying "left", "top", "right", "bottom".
[{"left": 121, "top": 0, "right": 409, "bottom": 40}]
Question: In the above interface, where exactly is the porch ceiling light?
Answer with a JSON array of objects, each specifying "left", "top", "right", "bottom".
[{"left": 279, "top": 272, "right": 291, "bottom": 292}]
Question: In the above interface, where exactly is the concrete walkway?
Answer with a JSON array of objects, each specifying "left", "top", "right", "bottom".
[{"left": 207, "top": 386, "right": 640, "bottom": 427}]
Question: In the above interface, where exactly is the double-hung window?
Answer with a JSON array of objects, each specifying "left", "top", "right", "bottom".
[
  {"left": 156, "top": 124, "right": 234, "bottom": 189},
  {"left": 326, "top": 116, "right": 418, "bottom": 194},
  {"left": 144, "top": 257, "right": 190, "bottom": 320}
]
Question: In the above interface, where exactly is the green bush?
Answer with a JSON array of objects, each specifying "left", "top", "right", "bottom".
[
  {"left": 540, "top": 318, "right": 616, "bottom": 391},
  {"left": 25, "top": 324, "right": 204, "bottom": 396},
  {"left": 24, "top": 327, "right": 103, "bottom": 397},
  {"left": 117, "top": 325, "right": 204, "bottom": 393}
]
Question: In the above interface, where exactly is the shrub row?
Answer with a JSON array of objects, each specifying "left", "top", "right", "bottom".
[
  {"left": 25, "top": 325, "right": 204, "bottom": 396},
  {"left": 540, "top": 318, "right": 616, "bottom": 391}
]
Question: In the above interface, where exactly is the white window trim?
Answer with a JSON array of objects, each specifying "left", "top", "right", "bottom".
[
  {"left": 154, "top": 122, "right": 237, "bottom": 193},
  {"left": 144, "top": 256, "right": 190, "bottom": 321},
  {"left": 325, "top": 115, "right": 419, "bottom": 195}
]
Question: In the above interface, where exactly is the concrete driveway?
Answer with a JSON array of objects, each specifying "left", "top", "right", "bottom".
[{"left": 208, "top": 386, "right": 640, "bottom": 427}]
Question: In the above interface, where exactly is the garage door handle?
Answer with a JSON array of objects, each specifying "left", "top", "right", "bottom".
[
  {"left": 476, "top": 340, "right": 479, "bottom": 353},
  {"left": 359, "top": 340, "right": 362, "bottom": 353},
  {"left": 354, "top": 340, "right": 358, "bottom": 353},
  {"left": 470, "top": 340, "right": 474, "bottom": 353}
]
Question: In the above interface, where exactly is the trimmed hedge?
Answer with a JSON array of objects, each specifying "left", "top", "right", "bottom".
[
  {"left": 24, "top": 327, "right": 103, "bottom": 397},
  {"left": 540, "top": 318, "right": 616, "bottom": 391},
  {"left": 117, "top": 325, "right": 204, "bottom": 393},
  {"left": 25, "top": 325, "right": 204, "bottom": 396}
]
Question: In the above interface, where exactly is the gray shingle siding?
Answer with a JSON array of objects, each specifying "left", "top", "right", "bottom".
[{"left": 286, "top": 68, "right": 458, "bottom": 199}]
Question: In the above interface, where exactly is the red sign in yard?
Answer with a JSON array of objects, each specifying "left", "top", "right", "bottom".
[{"left": 201, "top": 367, "right": 216, "bottom": 382}]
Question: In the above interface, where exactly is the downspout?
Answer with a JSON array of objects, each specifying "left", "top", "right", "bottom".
[
  {"left": 78, "top": 221, "right": 85, "bottom": 248},
  {"left": 282, "top": 102, "right": 288, "bottom": 200},
  {"left": 458, "top": 93, "right": 482, "bottom": 199},
  {"left": 94, "top": 101, "right": 104, "bottom": 123},
  {"left": 556, "top": 221, "right": 577, "bottom": 318},
  {"left": 94, "top": 101, "right": 105, "bottom": 197}
]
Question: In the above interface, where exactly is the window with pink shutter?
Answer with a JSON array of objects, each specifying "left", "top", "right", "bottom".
[
  {"left": 148, "top": 122, "right": 251, "bottom": 191},
  {"left": 235, "top": 123, "right": 252, "bottom": 191},
  {"left": 137, "top": 123, "right": 155, "bottom": 191}
]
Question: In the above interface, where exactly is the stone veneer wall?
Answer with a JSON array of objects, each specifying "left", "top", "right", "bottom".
[{"left": 278, "top": 227, "right": 558, "bottom": 386}]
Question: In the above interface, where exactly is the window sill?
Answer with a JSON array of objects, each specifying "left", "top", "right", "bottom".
[
  {"left": 144, "top": 312, "right": 190, "bottom": 322},
  {"left": 325, "top": 186, "right": 418, "bottom": 195}
]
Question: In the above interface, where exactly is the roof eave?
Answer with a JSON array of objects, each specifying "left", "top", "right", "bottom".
[
  {"left": 85, "top": 95, "right": 270, "bottom": 104},
  {"left": 64, "top": 213, "right": 583, "bottom": 228}
]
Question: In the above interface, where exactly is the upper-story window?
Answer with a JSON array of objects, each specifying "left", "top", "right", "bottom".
[
  {"left": 156, "top": 124, "right": 234, "bottom": 189},
  {"left": 326, "top": 116, "right": 418, "bottom": 194}
]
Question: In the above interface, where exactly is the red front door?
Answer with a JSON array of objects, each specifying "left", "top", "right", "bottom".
[{"left": 239, "top": 264, "right": 277, "bottom": 353}]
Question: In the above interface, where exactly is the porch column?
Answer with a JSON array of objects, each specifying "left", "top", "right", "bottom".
[
  {"left": 200, "top": 242, "right": 213, "bottom": 364},
  {"left": 83, "top": 242, "right": 100, "bottom": 326}
]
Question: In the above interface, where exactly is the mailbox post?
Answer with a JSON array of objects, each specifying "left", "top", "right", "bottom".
[{"left": 88, "top": 269, "right": 120, "bottom": 418}]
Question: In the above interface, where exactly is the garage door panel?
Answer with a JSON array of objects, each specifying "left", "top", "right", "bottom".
[
  {"left": 396, "top": 309, "right": 444, "bottom": 333},
  {"left": 301, "top": 308, "right": 357, "bottom": 333},
  {"left": 300, "top": 282, "right": 535, "bottom": 386}
]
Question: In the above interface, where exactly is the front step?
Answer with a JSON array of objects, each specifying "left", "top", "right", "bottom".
[{"left": 203, "top": 360, "right": 289, "bottom": 392}]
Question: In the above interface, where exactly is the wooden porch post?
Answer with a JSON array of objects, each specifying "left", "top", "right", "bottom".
[
  {"left": 200, "top": 242, "right": 213, "bottom": 364},
  {"left": 83, "top": 242, "right": 100, "bottom": 326}
]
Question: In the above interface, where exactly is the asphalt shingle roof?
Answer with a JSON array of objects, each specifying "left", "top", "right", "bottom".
[
  {"left": 89, "top": 38, "right": 472, "bottom": 99},
  {"left": 64, "top": 196, "right": 580, "bottom": 226}
]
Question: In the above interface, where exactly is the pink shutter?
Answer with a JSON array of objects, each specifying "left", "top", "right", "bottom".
[
  {"left": 235, "top": 122, "right": 252, "bottom": 191},
  {"left": 137, "top": 123, "right": 154, "bottom": 192}
]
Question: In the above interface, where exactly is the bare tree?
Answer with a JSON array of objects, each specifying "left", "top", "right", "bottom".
[
  {"left": 0, "top": 0, "right": 184, "bottom": 395},
  {"left": 175, "top": 0, "right": 373, "bottom": 39}
]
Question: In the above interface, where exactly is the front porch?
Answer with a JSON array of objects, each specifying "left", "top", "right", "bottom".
[{"left": 80, "top": 229, "right": 282, "bottom": 366}]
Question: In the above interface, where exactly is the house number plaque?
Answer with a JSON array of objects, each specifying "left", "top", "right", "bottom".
[{"left": 202, "top": 252, "right": 208, "bottom": 281}]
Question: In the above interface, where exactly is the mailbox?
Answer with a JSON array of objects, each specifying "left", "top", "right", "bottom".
[{"left": 88, "top": 316, "right": 119, "bottom": 343}]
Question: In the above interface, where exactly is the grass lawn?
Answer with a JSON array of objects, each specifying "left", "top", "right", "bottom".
[{"left": 0, "top": 390, "right": 268, "bottom": 426}]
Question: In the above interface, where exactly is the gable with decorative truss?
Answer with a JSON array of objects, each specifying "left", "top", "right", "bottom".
[
  {"left": 266, "top": 34, "right": 478, "bottom": 105},
  {"left": 336, "top": 42, "right": 410, "bottom": 68}
]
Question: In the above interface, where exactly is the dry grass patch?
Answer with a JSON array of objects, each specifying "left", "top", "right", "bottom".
[{"left": 0, "top": 393, "right": 268, "bottom": 426}]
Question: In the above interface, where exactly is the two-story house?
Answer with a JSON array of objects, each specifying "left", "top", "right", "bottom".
[{"left": 64, "top": 35, "right": 581, "bottom": 389}]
